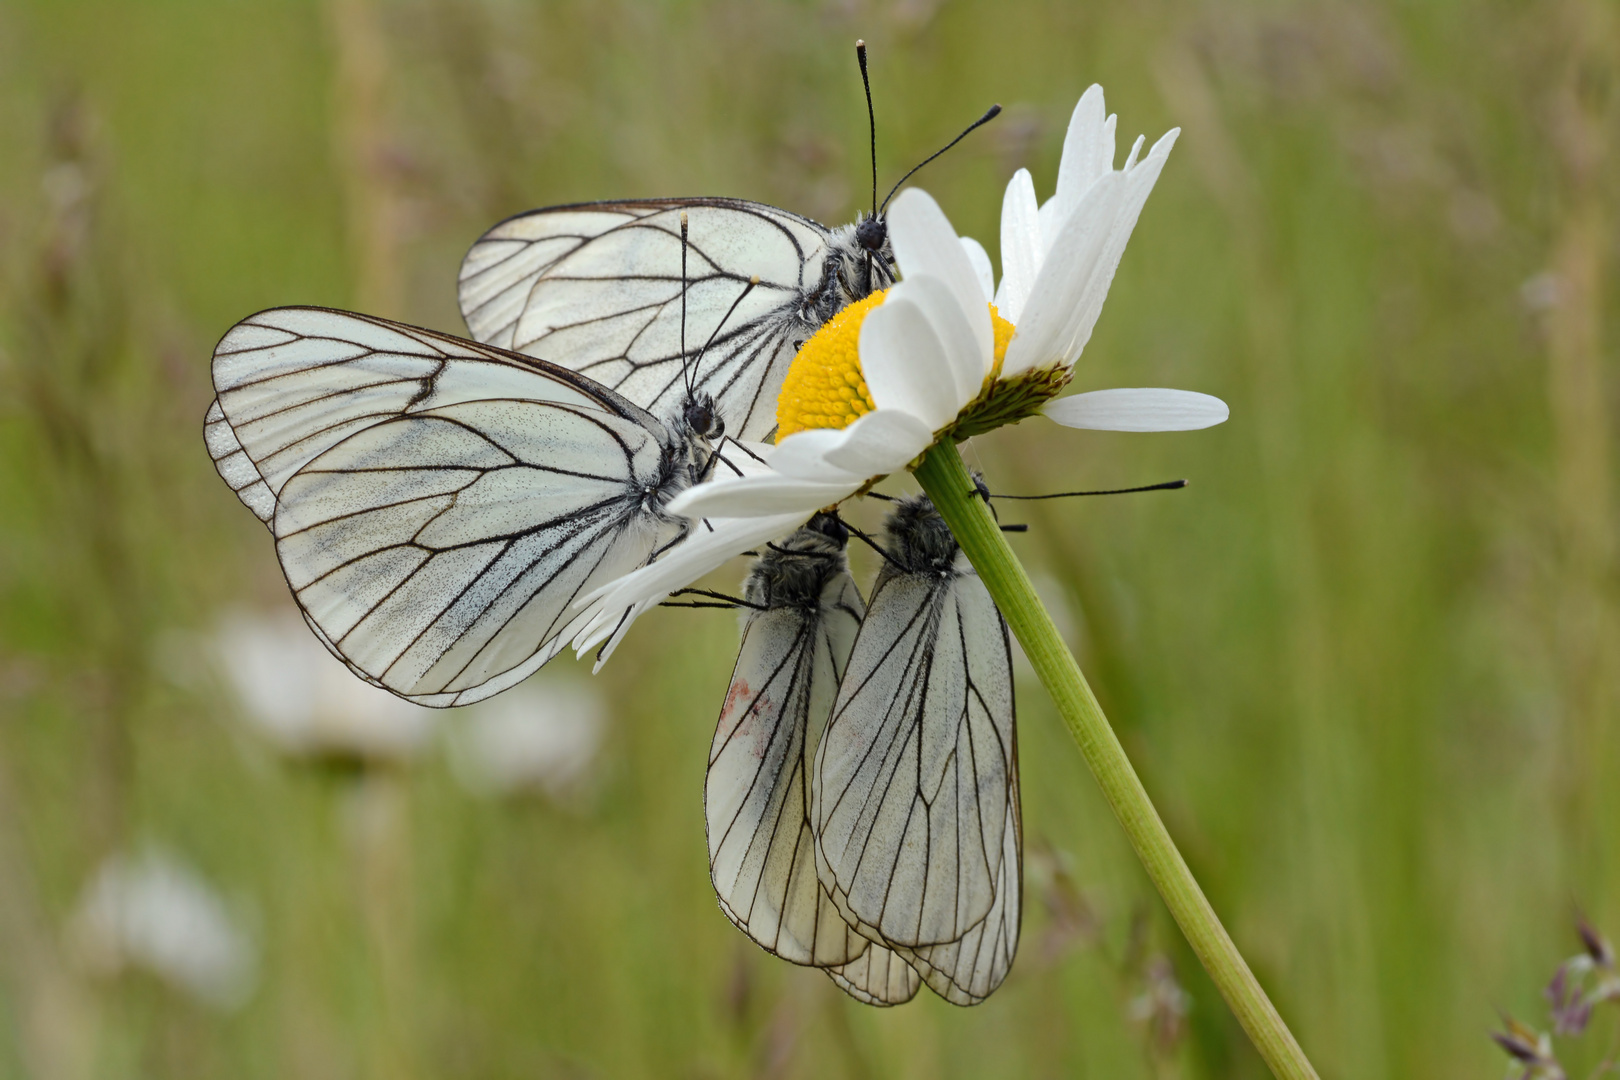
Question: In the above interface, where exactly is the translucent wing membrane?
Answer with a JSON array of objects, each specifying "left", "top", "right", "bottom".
[
  {"left": 705, "top": 520, "right": 919, "bottom": 1006},
  {"left": 207, "top": 307, "right": 690, "bottom": 706},
  {"left": 204, "top": 397, "right": 274, "bottom": 524},
  {"left": 827, "top": 945, "right": 923, "bottom": 1007},
  {"left": 811, "top": 497, "right": 1021, "bottom": 1005},
  {"left": 458, "top": 199, "right": 883, "bottom": 442},
  {"left": 708, "top": 571, "right": 868, "bottom": 967}
]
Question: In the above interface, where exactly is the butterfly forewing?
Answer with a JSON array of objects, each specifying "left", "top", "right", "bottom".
[
  {"left": 810, "top": 497, "right": 1021, "bottom": 1005},
  {"left": 892, "top": 776, "right": 1021, "bottom": 1005},
  {"left": 208, "top": 307, "right": 690, "bottom": 706},
  {"left": 458, "top": 199, "right": 879, "bottom": 442},
  {"left": 707, "top": 526, "right": 869, "bottom": 967}
]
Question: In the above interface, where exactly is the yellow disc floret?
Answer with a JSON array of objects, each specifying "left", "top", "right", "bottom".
[
  {"left": 987, "top": 304, "right": 1015, "bottom": 384},
  {"left": 775, "top": 290, "right": 886, "bottom": 439},
  {"left": 775, "top": 288, "right": 1019, "bottom": 442}
]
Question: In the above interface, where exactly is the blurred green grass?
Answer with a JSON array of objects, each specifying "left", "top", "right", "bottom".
[{"left": 2, "top": 0, "right": 1617, "bottom": 1077}]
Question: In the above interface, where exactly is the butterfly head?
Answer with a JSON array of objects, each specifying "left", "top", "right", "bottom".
[
  {"left": 682, "top": 392, "right": 724, "bottom": 441},
  {"left": 805, "top": 510, "right": 850, "bottom": 546},
  {"left": 854, "top": 212, "right": 887, "bottom": 256}
]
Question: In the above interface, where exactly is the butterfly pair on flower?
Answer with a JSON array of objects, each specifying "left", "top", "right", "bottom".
[{"left": 204, "top": 83, "right": 1225, "bottom": 1004}]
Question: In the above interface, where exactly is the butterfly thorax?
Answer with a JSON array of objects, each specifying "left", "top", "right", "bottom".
[{"left": 743, "top": 514, "right": 850, "bottom": 611}]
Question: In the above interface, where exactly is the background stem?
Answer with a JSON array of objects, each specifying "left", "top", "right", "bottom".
[{"left": 913, "top": 442, "right": 1319, "bottom": 1080}]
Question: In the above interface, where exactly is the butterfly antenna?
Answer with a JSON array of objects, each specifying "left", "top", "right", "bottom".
[
  {"left": 879, "top": 103, "right": 1002, "bottom": 212},
  {"left": 669, "top": 587, "right": 766, "bottom": 611},
  {"left": 679, "top": 211, "right": 693, "bottom": 399},
  {"left": 692, "top": 276, "right": 760, "bottom": 378},
  {"left": 856, "top": 40, "right": 877, "bottom": 219},
  {"left": 990, "top": 479, "right": 1189, "bottom": 500},
  {"left": 844, "top": 522, "right": 906, "bottom": 570}
]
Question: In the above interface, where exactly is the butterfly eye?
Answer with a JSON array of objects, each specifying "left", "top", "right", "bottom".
[
  {"left": 684, "top": 399, "right": 720, "bottom": 438},
  {"left": 855, "top": 215, "right": 887, "bottom": 252}
]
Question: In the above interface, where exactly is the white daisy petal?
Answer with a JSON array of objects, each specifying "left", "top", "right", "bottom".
[
  {"left": 1001, "top": 172, "right": 1128, "bottom": 378},
  {"left": 1004, "top": 127, "right": 1178, "bottom": 379},
  {"left": 1036, "top": 196, "right": 1065, "bottom": 257},
  {"left": 858, "top": 295, "right": 966, "bottom": 428},
  {"left": 1053, "top": 128, "right": 1178, "bottom": 366},
  {"left": 1123, "top": 133, "right": 1145, "bottom": 171},
  {"left": 766, "top": 430, "right": 870, "bottom": 482},
  {"left": 887, "top": 189, "right": 994, "bottom": 361},
  {"left": 959, "top": 236, "right": 995, "bottom": 304},
  {"left": 573, "top": 512, "right": 809, "bottom": 646},
  {"left": 584, "top": 596, "right": 659, "bottom": 671},
  {"left": 1042, "top": 388, "right": 1229, "bottom": 431},
  {"left": 817, "top": 409, "right": 935, "bottom": 476},
  {"left": 889, "top": 275, "right": 989, "bottom": 401},
  {"left": 669, "top": 473, "right": 855, "bottom": 519},
  {"left": 1051, "top": 85, "right": 1115, "bottom": 234},
  {"left": 996, "top": 168, "right": 1040, "bottom": 323}
]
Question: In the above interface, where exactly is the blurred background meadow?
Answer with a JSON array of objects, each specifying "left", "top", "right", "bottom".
[{"left": 1, "top": 0, "right": 1618, "bottom": 1076}]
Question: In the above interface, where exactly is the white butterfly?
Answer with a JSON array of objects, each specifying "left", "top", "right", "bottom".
[
  {"left": 457, "top": 198, "right": 895, "bottom": 444},
  {"left": 704, "top": 513, "right": 920, "bottom": 1005},
  {"left": 812, "top": 494, "right": 1021, "bottom": 1006},
  {"left": 204, "top": 306, "right": 729, "bottom": 706}
]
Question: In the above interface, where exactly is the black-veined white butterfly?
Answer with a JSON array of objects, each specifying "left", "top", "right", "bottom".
[
  {"left": 704, "top": 513, "right": 921, "bottom": 1005},
  {"left": 204, "top": 305, "right": 731, "bottom": 706},
  {"left": 456, "top": 44, "right": 999, "bottom": 443},
  {"left": 458, "top": 198, "right": 893, "bottom": 445},
  {"left": 812, "top": 493, "right": 1021, "bottom": 1006}
]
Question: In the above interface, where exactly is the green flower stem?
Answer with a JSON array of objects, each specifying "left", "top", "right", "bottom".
[{"left": 913, "top": 442, "right": 1319, "bottom": 1080}]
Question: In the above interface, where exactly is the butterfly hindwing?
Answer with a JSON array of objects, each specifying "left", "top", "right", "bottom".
[
  {"left": 810, "top": 496, "right": 1021, "bottom": 1005},
  {"left": 458, "top": 198, "right": 886, "bottom": 442},
  {"left": 207, "top": 307, "right": 690, "bottom": 706},
  {"left": 826, "top": 943, "right": 923, "bottom": 1007}
]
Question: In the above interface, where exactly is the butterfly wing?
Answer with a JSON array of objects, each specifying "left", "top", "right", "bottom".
[
  {"left": 208, "top": 307, "right": 688, "bottom": 706},
  {"left": 205, "top": 397, "right": 275, "bottom": 524},
  {"left": 811, "top": 552, "right": 1021, "bottom": 1006},
  {"left": 458, "top": 198, "right": 861, "bottom": 442},
  {"left": 707, "top": 563, "right": 867, "bottom": 967},
  {"left": 826, "top": 944, "right": 922, "bottom": 1007}
]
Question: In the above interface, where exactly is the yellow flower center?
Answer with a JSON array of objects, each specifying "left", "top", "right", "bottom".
[{"left": 774, "top": 289, "right": 1018, "bottom": 441}]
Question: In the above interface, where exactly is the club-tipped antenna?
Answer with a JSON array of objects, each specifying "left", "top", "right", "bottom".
[
  {"left": 679, "top": 212, "right": 693, "bottom": 398},
  {"left": 856, "top": 40, "right": 877, "bottom": 219},
  {"left": 879, "top": 103, "right": 1002, "bottom": 212},
  {"left": 690, "top": 275, "right": 760, "bottom": 384},
  {"left": 989, "top": 479, "right": 1189, "bottom": 500}
]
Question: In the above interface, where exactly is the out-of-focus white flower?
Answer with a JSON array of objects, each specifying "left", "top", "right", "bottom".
[
  {"left": 68, "top": 848, "right": 255, "bottom": 1011},
  {"left": 446, "top": 678, "right": 608, "bottom": 803},
  {"left": 214, "top": 609, "right": 437, "bottom": 763}
]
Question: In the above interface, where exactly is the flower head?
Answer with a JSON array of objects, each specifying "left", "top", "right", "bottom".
[{"left": 576, "top": 86, "right": 1228, "bottom": 632}]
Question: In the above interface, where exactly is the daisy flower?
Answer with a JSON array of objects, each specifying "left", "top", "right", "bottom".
[{"left": 575, "top": 85, "right": 1227, "bottom": 645}]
